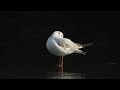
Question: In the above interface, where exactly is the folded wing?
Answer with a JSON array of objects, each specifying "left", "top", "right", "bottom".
[
  {"left": 55, "top": 38, "right": 93, "bottom": 50},
  {"left": 55, "top": 38, "right": 79, "bottom": 49}
]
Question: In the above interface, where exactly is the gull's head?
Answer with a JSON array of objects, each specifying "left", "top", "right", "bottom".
[{"left": 51, "top": 31, "right": 64, "bottom": 38}]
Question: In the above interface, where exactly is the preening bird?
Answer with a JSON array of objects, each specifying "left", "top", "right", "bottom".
[{"left": 46, "top": 31, "right": 93, "bottom": 67}]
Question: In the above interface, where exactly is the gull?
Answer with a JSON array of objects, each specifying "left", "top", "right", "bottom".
[{"left": 46, "top": 31, "right": 93, "bottom": 67}]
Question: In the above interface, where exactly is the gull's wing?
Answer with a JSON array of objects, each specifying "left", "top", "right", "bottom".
[
  {"left": 55, "top": 38, "right": 79, "bottom": 49},
  {"left": 55, "top": 38, "right": 94, "bottom": 49}
]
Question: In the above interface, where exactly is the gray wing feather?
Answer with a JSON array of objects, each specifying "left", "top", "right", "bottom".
[
  {"left": 55, "top": 38, "right": 93, "bottom": 49},
  {"left": 55, "top": 38, "right": 77, "bottom": 49}
]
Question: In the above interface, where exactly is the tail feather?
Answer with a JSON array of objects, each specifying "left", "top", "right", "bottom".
[
  {"left": 74, "top": 50, "right": 86, "bottom": 55},
  {"left": 81, "top": 43, "right": 94, "bottom": 48}
]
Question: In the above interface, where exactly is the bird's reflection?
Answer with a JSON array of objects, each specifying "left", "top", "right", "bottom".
[
  {"left": 53, "top": 59, "right": 86, "bottom": 79},
  {"left": 47, "top": 72, "right": 86, "bottom": 79},
  {"left": 56, "top": 65, "right": 64, "bottom": 77}
]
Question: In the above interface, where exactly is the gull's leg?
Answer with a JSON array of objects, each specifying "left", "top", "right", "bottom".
[
  {"left": 61, "top": 56, "right": 64, "bottom": 73},
  {"left": 61, "top": 56, "right": 63, "bottom": 66},
  {"left": 57, "top": 56, "right": 63, "bottom": 67},
  {"left": 57, "top": 56, "right": 61, "bottom": 67},
  {"left": 60, "top": 56, "right": 63, "bottom": 66},
  {"left": 57, "top": 56, "right": 64, "bottom": 72},
  {"left": 59, "top": 56, "right": 61, "bottom": 66}
]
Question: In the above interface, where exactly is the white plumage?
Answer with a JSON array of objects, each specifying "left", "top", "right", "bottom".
[{"left": 46, "top": 31, "right": 93, "bottom": 56}]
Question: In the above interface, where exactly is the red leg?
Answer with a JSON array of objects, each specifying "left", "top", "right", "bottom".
[
  {"left": 57, "top": 56, "right": 63, "bottom": 67},
  {"left": 57, "top": 56, "right": 64, "bottom": 72},
  {"left": 59, "top": 56, "right": 61, "bottom": 66},
  {"left": 61, "top": 56, "right": 63, "bottom": 66},
  {"left": 57, "top": 56, "right": 61, "bottom": 67}
]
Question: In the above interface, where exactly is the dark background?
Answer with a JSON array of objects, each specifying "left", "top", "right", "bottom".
[{"left": 0, "top": 11, "right": 120, "bottom": 78}]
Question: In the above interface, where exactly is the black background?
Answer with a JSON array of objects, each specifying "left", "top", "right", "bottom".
[{"left": 0, "top": 11, "right": 120, "bottom": 78}]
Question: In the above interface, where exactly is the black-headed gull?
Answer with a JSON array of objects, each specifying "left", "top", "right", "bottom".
[{"left": 46, "top": 31, "right": 93, "bottom": 67}]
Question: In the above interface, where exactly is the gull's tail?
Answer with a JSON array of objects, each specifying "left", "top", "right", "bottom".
[
  {"left": 81, "top": 43, "right": 94, "bottom": 48},
  {"left": 75, "top": 43, "right": 94, "bottom": 49},
  {"left": 74, "top": 43, "right": 94, "bottom": 55}
]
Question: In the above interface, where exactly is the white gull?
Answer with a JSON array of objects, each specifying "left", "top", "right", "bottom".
[{"left": 46, "top": 31, "right": 93, "bottom": 67}]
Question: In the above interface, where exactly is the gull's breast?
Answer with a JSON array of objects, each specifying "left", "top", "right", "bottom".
[{"left": 46, "top": 37, "right": 67, "bottom": 56}]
